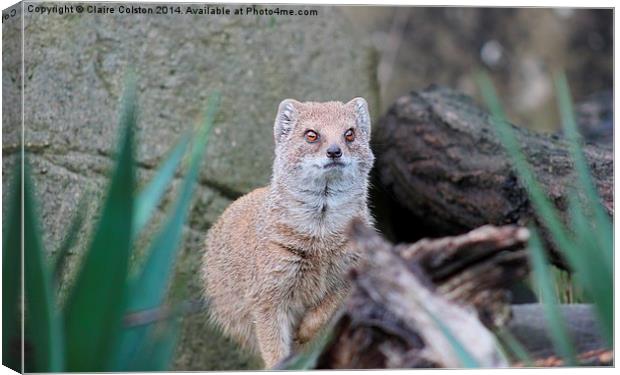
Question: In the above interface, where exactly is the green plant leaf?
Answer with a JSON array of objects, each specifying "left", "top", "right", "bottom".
[
  {"left": 554, "top": 72, "right": 612, "bottom": 262},
  {"left": 528, "top": 228, "right": 577, "bottom": 365},
  {"left": 566, "top": 190, "right": 612, "bottom": 345},
  {"left": 424, "top": 307, "right": 481, "bottom": 368},
  {"left": 477, "top": 73, "right": 575, "bottom": 257},
  {"left": 278, "top": 311, "right": 341, "bottom": 370},
  {"left": 111, "top": 92, "right": 219, "bottom": 370},
  {"left": 496, "top": 328, "right": 533, "bottom": 366},
  {"left": 52, "top": 191, "right": 90, "bottom": 288},
  {"left": 551, "top": 265, "right": 586, "bottom": 304},
  {"left": 555, "top": 82, "right": 612, "bottom": 346},
  {"left": 133, "top": 92, "right": 218, "bottom": 308},
  {"left": 133, "top": 134, "right": 191, "bottom": 238},
  {"left": 129, "top": 317, "right": 181, "bottom": 371},
  {"left": 23, "top": 162, "right": 65, "bottom": 372},
  {"left": 2, "top": 159, "right": 23, "bottom": 372},
  {"left": 63, "top": 73, "right": 137, "bottom": 371},
  {"left": 555, "top": 74, "right": 613, "bottom": 340},
  {"left": 479, "top": 72, "right": 612, "bottom": 351}
]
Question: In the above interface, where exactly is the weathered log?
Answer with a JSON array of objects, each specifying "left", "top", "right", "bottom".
[
  {"left": 315, "top": 221, "right": 529, "bottom": 369},
  {"left": 373, "top": 86, "right": 613, "bottom": 249},
  {"left": 398, "top": 224, "right": 530, "bottom": 328},
  {"left": 307, "top": 222, "right": 610, "bottom": 369}
]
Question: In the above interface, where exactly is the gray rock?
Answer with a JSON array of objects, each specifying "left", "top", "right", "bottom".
[{"left": 5, "top": 4, "right": 378, "bottom": 370}]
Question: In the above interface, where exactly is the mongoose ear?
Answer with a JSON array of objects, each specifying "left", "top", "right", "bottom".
[
  {"left": 274, "top": 99, "right": 299, "bottom": 144},
  {"left": 347, "top": 97, "right": 371, "bottom": 136}
]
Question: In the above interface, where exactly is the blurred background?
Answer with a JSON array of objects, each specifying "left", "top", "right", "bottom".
[
  {"left": 344, "top": 7, "right": 612, "bottom": 137},
  {"left": 2, "top": 3, "right": 613, "bottom": 372}
]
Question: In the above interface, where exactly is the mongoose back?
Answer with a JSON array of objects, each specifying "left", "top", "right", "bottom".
[{"left": 202, "top": 97, "right": 374, "bottom": 368}]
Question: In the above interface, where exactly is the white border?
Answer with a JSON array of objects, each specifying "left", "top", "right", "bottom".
[
  {"left": 0, "top": 1, "right": 616, "bottom": 375},
  {"left": 1, "top": 0, "right": 618, "bottom": 7}
]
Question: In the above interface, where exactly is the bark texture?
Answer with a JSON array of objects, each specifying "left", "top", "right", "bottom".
[
  {"left": 373, "top": 86, "right": 613, "bottom": 246},
  {"left": 315, "top": 222, "right": 525, "bottom": 368},
  {"left": 286, "top": 222, "right": 611, "bottom": 369}
]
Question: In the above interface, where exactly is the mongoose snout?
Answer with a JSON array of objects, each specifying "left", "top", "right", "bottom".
[
  {"left": 326, "top": 144, "right": 342, "bottom": 159},
  {"left": 202, "top": 97, "right": 375, "bottom": 368}
]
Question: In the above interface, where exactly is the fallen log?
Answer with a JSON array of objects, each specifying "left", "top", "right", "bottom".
[
  {"left": 314, "top": 221, "right": 529, "bottom": 368},
  {"left": 284, "top": 221, "right": 610, "bottom": 369},
  {"left": 373, "top": 86, "right": 613, "bottom": 259},
  {"left": 397, "top": 225, "right": 530, "bottom": 328}
]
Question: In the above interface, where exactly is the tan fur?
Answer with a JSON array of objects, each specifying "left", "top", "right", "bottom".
[{"left": 202, "top": 98, "right": 374, "bottom": 368}]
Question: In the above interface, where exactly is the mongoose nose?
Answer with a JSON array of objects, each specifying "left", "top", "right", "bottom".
[{"left": 326, "top": 144, "right": 342, "bottom": 159}]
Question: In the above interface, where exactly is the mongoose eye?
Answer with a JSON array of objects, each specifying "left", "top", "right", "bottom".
[
  {"left": 304, "top": 130, "right": 319, "bottom": 143},
  {"left": 344, "top": 128, "right": 355, "bottom": 142}
]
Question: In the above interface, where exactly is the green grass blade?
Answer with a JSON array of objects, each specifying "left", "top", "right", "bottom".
[
  {"left": 279, "top": 328, "right": 334, "bottom": 370},
  {"left": 133, "top": 134, "right": 191, "bottom": 237},
  {"left": 282, "top": 288, "right": 481, "bottom": 368},
  {"left": 111, "top": 92, "right": 219, "bottom": 370},
  {"left": 566, "top": 191, "right": 612, "bottom": 345},
  {"left": 129, "top": 318, "right": 180, "bottom": 371},
  {"left": 52, "top": 191, "right": 90, "bottom": 287},
  {"left": 63, "top": 73, "right": 137, "bottom": 371},
  {"left": 424, "top": 308, "right": 481, "bottom": 368},
  {"left": 278, "top": 332, "right": 333, "bottom": 370},
  {"left": 132, "top": 92, "right": 219, "bottom": 308},
  {"left": 279, "top": 311, "right": 341, "bottom": 370},
  {"left": 477, "top": 73, "right": 576, "bottom": 257},
  {"left": 2, "top": 160, "right": 23, "bottom": 372},
  {"left": 23, "top": 163, "right": 64, "bottom": 372},
  {"left": 551, "top": 266, "right": 585, "bottom": 304},
  {"left": 554, "top": 72, "right": 612, "bottom": 263},
  {"left": 479, "top": 73, "right": 612, "bottom": 348},
  {"left": 553, "top": 76, "right": 612, "bottom": 347},
  {"left": 528, "top": 228, "right": 577, "bottom": 365},
  {"left": 496, "top": 328, "right": 533, "bottom": 366}
]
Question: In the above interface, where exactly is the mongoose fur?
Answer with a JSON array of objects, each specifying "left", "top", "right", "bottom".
[{"left": 201, "top": 97, "right": 375, "bottom": 368}]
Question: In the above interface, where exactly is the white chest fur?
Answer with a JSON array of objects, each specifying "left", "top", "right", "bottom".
[{"left": 284, "top": 182, "right": 365, "bottom": 238}]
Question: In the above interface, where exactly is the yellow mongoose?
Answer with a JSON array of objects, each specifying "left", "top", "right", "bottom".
[{"left": 202, "top": 98, "right": 374, "bottom": 368}]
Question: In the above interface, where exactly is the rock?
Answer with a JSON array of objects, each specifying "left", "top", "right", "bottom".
[{"left": 3, "top": 4, "right": 378, "bottom": 370}]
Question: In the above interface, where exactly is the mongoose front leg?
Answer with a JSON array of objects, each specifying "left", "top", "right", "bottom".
[
  {"left": 296, "top": 288, "right": 348, "bottom": 344},
  {"left": 253, "top": 303, "right": 294, "bottom": 368}
]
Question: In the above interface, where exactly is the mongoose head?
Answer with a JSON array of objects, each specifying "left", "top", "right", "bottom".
[{"left": 272, "top": 98, "right": 374, "bottom": 189}]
